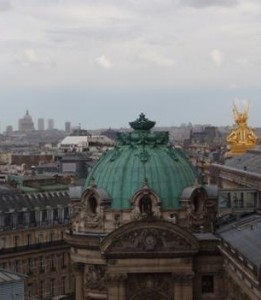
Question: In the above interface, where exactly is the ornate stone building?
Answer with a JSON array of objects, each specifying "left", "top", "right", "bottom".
[{"left": 66, "top": 114, "right": 224, "bottom": 300}]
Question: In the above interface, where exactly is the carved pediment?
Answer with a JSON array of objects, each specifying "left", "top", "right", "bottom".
[{"left": 101, "top": 220, "right": 199, "bottom": 258}]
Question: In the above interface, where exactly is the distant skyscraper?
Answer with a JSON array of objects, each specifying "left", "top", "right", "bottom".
[
  {"left": 38, "top": 118, "right": 45, "bottom": 131},
  {"left": 65, "top": 122, "right": 71, "bottom": 133},
  {"left": 47, "top": 119, "right": 54, "bottom": 130},
  {"left": 18, "top": 110, "right": 34, "bottom": 132}
]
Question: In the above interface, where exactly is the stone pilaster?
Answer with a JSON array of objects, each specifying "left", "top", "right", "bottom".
[
  {"left": 73, "top": 263, "right": 85, "bottom": 300},
  {"left": 106, "top": 273, "right": 127, "bottom": 300}
]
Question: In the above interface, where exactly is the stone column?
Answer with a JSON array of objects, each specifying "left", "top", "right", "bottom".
[
  {"left": 172, "top": 273, "right": 194, "bottom": 300},
  {"left": 118, "top": 274, "right": 127, "bottom": 299},
  {"left": 73, "top": 263, "right": 84, "bottom": 300},
  {"left": 172, "top": 273, "right": 182, "bottom": 300}
]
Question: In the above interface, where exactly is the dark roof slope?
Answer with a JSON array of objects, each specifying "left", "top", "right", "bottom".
[
  {"left": 216, "top": 213, "right": 261, "bottom": 267},
  {"left": 225, "top": 149, "right": 261, "bottom": 174}
]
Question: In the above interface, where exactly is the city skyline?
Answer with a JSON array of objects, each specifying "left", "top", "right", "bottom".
[
  {"left": 1, "top": 0, "right": 261, "bottom": 129},
  {"left": 1, "top": 91, "right": 261, "bottom": 131}
]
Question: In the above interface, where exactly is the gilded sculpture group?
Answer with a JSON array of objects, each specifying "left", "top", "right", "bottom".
[{"left": 227, "top": 102, "right": 258, "bottom": 155}]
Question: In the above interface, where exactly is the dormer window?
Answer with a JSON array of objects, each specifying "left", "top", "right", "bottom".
[
  {"left": 192, "top": 188, "right": 205, "bottom": 215},
  {"left": 130, "top": 187, "right": 161, "bottom": 221}
]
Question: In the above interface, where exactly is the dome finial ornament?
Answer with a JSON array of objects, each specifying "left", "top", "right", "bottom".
[{"left": 129, "top": 113, "right": 156, "bottom": 131}]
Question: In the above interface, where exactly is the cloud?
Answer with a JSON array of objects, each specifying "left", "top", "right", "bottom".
[
  {"left": 23, "top": 49, "right": 39, "bottom": 63},
  {"left": 210, "top": 49, "right": 224, "bottom": 67},
  {"left": 140, "top": 51, "right": 175, "bottom": 67},
  {"left": 96, "top": 55, "right": 113, "bottom": 69},
  {"left": 18, "top": 48, "right": 55, "bottom": 67},
  {"left": 181, "top": 0, "right": 239, "bottom": 8},
  {"left": 0, "top": 0, "right": 12, "bottom": 11}
]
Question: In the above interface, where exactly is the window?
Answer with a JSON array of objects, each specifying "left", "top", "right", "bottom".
[
  {"left": 4, "top": 214, "right": 12, "bottom": 228},
  {"left": 42, "top": 210, "right": 47, "bottom": 223},
  {"left": 53, "top": 208, "right": 58, "bottom": 221},
  {"left": 17, "top": 212, "right": 24, "bottom": 226},
  {"left": 51, "top": 255, "right": 55, "bottom": 271},
  {"left": 227, "top": 192, "right": 231, "bottom": 207},
  {"left": 49, "top": 232, "right": 54, "bottom": 243},
  {"left": 29, "top": 211, "right": 36, "bottom": 226},
  {"left": 88, "top": 196, "right": 98, "bottom": 214},
  {"left": 27, "top": 283, "right": 32, "bottom": 300},
  {"left": 14, "top": 236, "right": 19, "bottom": 248},
  {"left": 40, "top": 281, "right": 44, "bottom": 299},
  {"left": 0, "top": 238, "right": 6, "bottom": 249},
  {"left": 39, "top": 256, "right": 44, "bottom": 272},
  {"left": 202, "top": 275, "right": 214, "bottom": 294},
  {"left": 64, "top": 207, "right": 69, "bottom": 219},
  {"left": 139, "top": 196, "right": 152, "bottom": 214},
  {"left": 28, "top": 258, "right": 33, "bottom": 275},
  {"left": 61, "top": 253, "right": 66, "bottom": 268},
  {"left": 232, "top": 193, "right": 238, "bottom": 208},
  {"left": 240, "top": 192, "right": 244, "bottom": 208},
  {"left": 61, "top": 276, "right": 66, "bottom": 294},
  {"left": 27, "top": 234, "right": 31, "bottom": 247},
  {"left": 14, "top": 260, "right": 20, "bottom": 272},
  {"left": 50, "top": 279, "right": 55, "bottom": 297}
]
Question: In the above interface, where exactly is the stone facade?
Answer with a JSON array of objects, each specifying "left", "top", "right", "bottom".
[{"left": 0, "top": 190, "right": 74, "bottom": 300}]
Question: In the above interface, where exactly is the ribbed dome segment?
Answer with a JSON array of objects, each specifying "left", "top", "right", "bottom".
[{"left": 84, "top": 114, "right": 198, "bottom": 209}]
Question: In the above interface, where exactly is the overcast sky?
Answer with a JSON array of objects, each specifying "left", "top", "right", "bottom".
[{"left": 1, "top": 0, "right": 261, "bottom": 130}]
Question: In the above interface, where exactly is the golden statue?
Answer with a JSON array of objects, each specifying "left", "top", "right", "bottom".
[{"left": 226, "top": 102, "right": 258, "bottom": 156}]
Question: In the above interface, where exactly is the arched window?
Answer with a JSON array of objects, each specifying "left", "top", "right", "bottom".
[
  {"left": 139, "top": 196, "right": 152, "bottom": 214},
  {"left": 88, "top": 196, "right": 97, "bottom": 214}
]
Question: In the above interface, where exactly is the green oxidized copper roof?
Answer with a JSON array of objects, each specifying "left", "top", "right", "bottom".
[{"left": 84, "top": 114, "right": 198, "bottom": 209}]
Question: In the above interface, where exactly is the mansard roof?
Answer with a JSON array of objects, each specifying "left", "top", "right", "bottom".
[
  {"left": 0, "top": 190, "right": 70, "bottom": 213},
  {"left": 224, "top": 149, "right": 261, "bottom": 174},
  {"left": 0, "top": 268, "right": 26, "bottom": 284},
  {"left": 216, "top": 213, "right": 261, "bottom": 268}
]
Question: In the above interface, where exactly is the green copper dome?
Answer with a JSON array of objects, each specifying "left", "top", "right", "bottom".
[{"left": 84, "top": 114, "right": 198, "bottom": 209}]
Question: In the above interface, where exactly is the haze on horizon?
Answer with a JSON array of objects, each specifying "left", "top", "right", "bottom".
[{"left": 1, "top": 0, "right": 261, "bottom": 130}]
